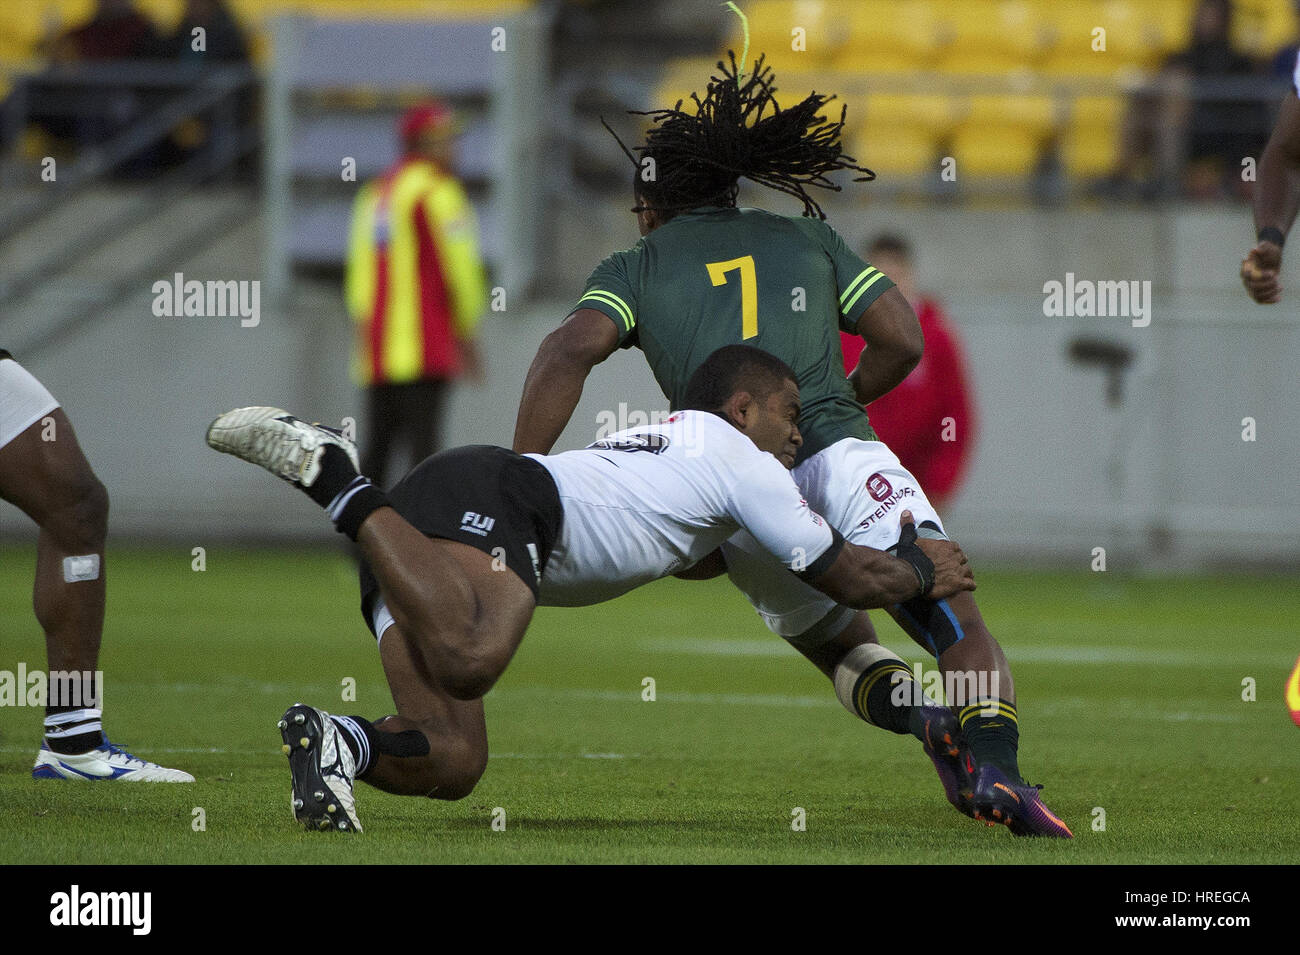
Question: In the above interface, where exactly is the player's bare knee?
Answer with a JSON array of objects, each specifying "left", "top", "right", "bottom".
[
  {"left": 430, "top": 761, "right": 485, "bottom": 801},
  {"left": 441, "top": 651, "right": 501, "bottom": 701},
  {"left": 426, "top": 741, "right": 487, "bottom": 801}
]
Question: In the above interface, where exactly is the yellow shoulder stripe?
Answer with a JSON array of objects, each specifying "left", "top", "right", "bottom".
[{"left": 577, "top": 289, "right": 635, "bottom": 332}]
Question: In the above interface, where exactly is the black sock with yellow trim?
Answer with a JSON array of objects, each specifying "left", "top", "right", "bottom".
[
  {"left": 844, "top": 657, "right": 918, "bottom": 735},
  {"left": 960, "top": 699, "right": 1022, "bottom": 783}
]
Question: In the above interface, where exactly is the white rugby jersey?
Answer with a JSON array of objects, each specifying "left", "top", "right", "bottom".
[{"left": 526, "top": 410, "right": 842, "bottom": 606}]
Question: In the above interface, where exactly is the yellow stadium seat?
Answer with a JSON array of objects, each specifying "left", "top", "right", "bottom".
[
  {"left": 951, "top": 125, "right": 1042, "bottom": 176},
  {"left": 841, "top": 0, "right": 945, "bottom": 65},
  {"left": 1060, "top": 125, "right": 1119, "bottom": 177},
  {"left": 1233, "top": 0, "right": 1299, "bottom": 58},
  {"left": 852, "top": 125, "right": 940, "bottom": 179},
  {"left": 1056, "top": 91, "right": 1122, "bottom": 178},
  {"left": 744, "top": 0, "right": 842, "bottom": 64},
  {"left": 833, "top": 43, "right": 927, "bottom": 75},
  {"left": 1037, "top": 48, "right": 1146, "bottom": 80},
  {"left": 0, "top": 0, "right": 90, "bottom": 54},
  {"left": 963, "top": 92, "right": 1057, "bottom": 136},
  {"left": 656, "top": 56, "right": 724, "bottom": 101},
  {"left": 1036, "top": 0, "right": 1126, "bottom": 55},
  {"left": 1068, "top": 92, "right": 1124, "bottom": 128},
  {"left": 299, "top": 0, "right": 532, "bottom": 16},
  {"left": 135, "top": 0, "right": 183, "bottom": 32},
  {"left": 934, "top": 0, "right": 1050, "bottom": 70},
  {"left": 1125, "top": 0, "right": 1196, "bottom": 58},
  {"left": 861, "top": 91, "right": 958, "bottom": 136},
  {"left": 933, "top": 49, "right": 1037, "bottom": 76}
]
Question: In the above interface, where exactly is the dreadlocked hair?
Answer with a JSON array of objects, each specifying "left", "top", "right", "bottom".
[{"left": 604, "top": 51, "right": 875, "bottom": 221}]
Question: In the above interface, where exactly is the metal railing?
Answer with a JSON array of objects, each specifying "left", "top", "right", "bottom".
[{"left": 0, "top": 61, "right": 260, "bottom": 355}]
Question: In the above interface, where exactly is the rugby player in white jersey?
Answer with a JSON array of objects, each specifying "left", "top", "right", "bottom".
[{"left": 207, "top": 345, "right": 973, "bottom": 831}]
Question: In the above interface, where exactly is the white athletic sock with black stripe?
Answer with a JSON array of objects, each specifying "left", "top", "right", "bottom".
[
  {"left": 330, "top": 715, "right": 374, "bottom": 775},
  {"left": 44, "top": 707, "right": 105, "bottom": 754},
  {"left": 329, "top": 714, "right": 430, "bottom": 778}
]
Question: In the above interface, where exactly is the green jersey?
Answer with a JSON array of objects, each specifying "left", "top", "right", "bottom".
[{"left": 574, "top": 206, "right": 894, "bottom": 464}]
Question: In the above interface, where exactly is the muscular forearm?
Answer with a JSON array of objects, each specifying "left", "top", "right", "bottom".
[
  {"left": 814, "top": 543, "right": 924, "bottom": 609},
  {"left": 1254, "top": 141, "right": 1300, "bottom": 240}
]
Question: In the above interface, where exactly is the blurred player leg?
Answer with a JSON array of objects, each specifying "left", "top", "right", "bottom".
[
  {"left": 362, "top": 383, "right": 398, "bottom": 489},
  {"left": 0, "top": 409, "right": 107, "bottom": 701},
  {"left": 0, "top": 360, "right": 191, "bottom": 781},
  {"left": 403, "top": 378, "right": 449, "bottom": 468}
]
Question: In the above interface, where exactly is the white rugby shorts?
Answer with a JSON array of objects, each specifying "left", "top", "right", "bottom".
[
  {"left": 0, "top": 358, "right": 60, "bottom": 452},
  {"left": 721, "top": 438, "right": 946, "bottom": 646}
]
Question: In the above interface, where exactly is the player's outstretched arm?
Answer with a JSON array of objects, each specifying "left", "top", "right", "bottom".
[
  {"left": 847, "top": 287, "right": 924, "bottom": 405},
  {"left": 513, "top": 309, "right": 619, "bottom": 454},
  {"left": 808, "top": 512, "right": 974, "bottom": 609},
  {"left": 1244, "top": 92, "right": 1300, "bottom": 303}
]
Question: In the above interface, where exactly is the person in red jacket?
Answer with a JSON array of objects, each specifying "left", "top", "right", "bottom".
[{"left": 839, "top": 235, "right": 976, "bottom": 513}]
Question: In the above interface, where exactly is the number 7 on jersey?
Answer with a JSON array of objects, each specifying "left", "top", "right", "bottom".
[{"left": 706, "top": 255, "right": 758, "bottom": 340}]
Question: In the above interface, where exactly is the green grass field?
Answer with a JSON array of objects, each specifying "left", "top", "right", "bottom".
[{"left": 1, "top": 545, "right": 1296, "bottom": 864}]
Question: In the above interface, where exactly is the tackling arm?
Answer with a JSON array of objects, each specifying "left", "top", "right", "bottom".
[
  {"left": 512, "top": 309, "right": 619, "bottom": 454},
  {"left": 846, "top": 287, "right": 924, "bottom": 405},
  {"left": 807, "top": 515, "right": 974, "bottom": 609}
]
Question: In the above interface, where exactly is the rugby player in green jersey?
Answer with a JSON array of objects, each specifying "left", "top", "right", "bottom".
[{"left": 514, "top": 56, "right": 1070, "bottom": 837}]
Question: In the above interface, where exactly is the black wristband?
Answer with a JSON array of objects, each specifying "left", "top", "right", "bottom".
[
  {"left": 889, "top": 525, "right": 935, "bottom": 599},
  {"left": 1257, "top": 226, "right": 1286, "bottom": 248}
]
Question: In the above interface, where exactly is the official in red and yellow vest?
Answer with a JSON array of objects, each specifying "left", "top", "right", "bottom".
[
  {"left": 346, "top": 103, "right": 488, "bottom": 386},
  {"left": 345, "top": 102, "right": 488, "bottom": 486}
]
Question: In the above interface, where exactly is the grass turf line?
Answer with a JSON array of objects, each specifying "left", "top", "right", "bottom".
[{"left": 0, "top": 545, "right": 1296, "bottom": 863}]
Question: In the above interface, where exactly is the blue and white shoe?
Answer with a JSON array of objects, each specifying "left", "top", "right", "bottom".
[
  {"left": 206, "top": 407, "right": 359, "bottom": 491},
  {"left": 32, "top": 737, "right": 194, "bottom": 782},
  {"left": 279, "top": 703, "right": 361, "bottom": 832}
]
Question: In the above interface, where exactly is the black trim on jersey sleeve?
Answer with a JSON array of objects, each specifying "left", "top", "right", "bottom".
[
  {"left": 573, "top": 250, "right": 639, "bottom": 347},
  {"left": 794, "top": 525, "right": 845, "bottom": 582}
]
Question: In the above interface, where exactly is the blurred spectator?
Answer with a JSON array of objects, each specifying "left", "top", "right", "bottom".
[
  {"left": 163, "top": 0, "right": 250, "bottom": 64},
  {"left": 1103, "top": 0, "right": 1268, "bottom": 200},
  {"left": 46, "top": 0, "right": 162, "bottom": 63},
  {"left": 159, "top": 0, "right": 253, "bottom": 171},
  {"left": 345, "top": 103, "right": 489, "bottom": 489},
  {"left": 27, "top": 0, "right": 163, "bottom": 154},
  {"left": 839, "top": 235, "right": 976, "bottom": 514}
]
